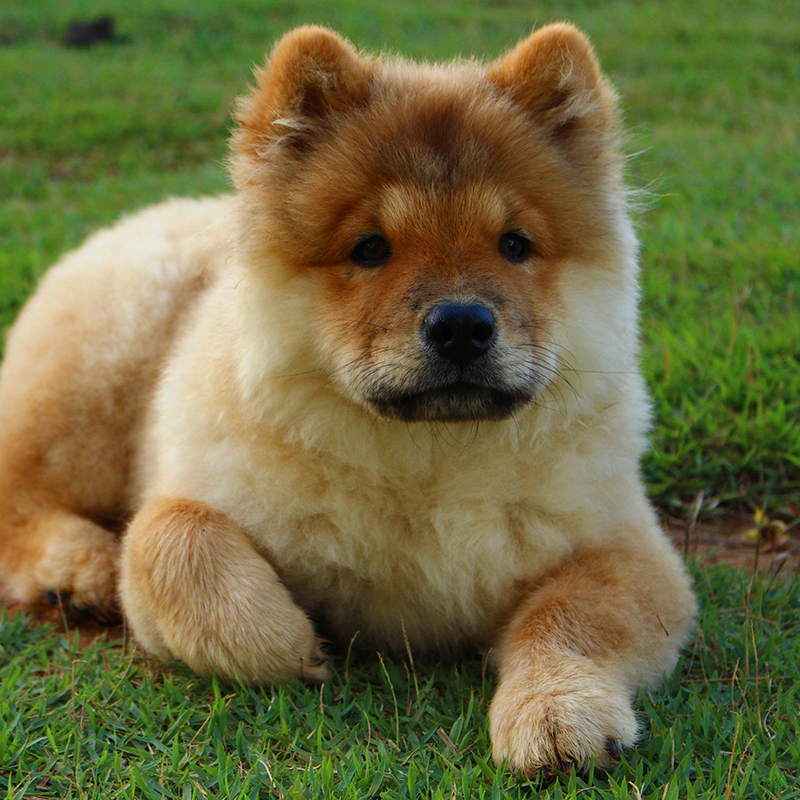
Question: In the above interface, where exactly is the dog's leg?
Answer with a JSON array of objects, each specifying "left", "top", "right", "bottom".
[
  {"left": 489, "top": 533, "right": 696, "bottom": 774},
  {"left": 0, "top": 503, "right": 120, "bottom": 618},
  {"left": 120, "top": 498, "right": 329, "bottom": 683}
]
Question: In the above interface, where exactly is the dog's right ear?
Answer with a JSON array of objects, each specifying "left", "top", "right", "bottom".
[
  {"left": 234, "top": 26, "right": 373, "bottom": 158},
  {"left": 489, "top": 24, "right": 619, "bottom": 152}
]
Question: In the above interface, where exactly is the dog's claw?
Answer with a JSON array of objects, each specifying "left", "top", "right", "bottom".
[
  {"left": 43, "top": 590, "right": 120, "bottom": 625},
  {"left": 44, "top": 589, "right": 70, "bottom": 606},
  {"left": 72, "top": 603, "right": 121, "bottom": 626},
  {"left": 605, "top": 738, "right": 622, "bottom": 760}
]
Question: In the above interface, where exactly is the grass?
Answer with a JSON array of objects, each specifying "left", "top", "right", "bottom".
[
  {"left": 2, "top": 564, "right": 798, "bottom": 799},
  {"left": 0, "top": 0, "right": 798, "bottom": 796}
]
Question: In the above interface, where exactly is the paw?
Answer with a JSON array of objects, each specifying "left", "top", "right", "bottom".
[
  {"left": 489, "top": 657, "right": 638, "bottom": 774},
  {"left": 302, "top": 637, "right": 334, "bottom": 683},
  {"left": 43, "top": 589, "right": 121, "bottom": 625},
  {"left": 33, "top": 514, "right": 121, "bottom": 621},
  {"left": 152, "top": 595, "right": 332, "bottom": 685},
  {"left": 119, "top": 499, "right": 332, "bottom": 684}
]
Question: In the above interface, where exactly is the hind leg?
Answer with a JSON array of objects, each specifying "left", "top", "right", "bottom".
[
  {"left": 0, "top": 505, "right": 120, "bottom": 619},
  {"left": 0, "top": 198, "right": 229, "bottom": 621}
]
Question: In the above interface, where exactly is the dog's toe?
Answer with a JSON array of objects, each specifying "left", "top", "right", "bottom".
[{"left": 489, "top": 660, "right": 637, "bottom": 775}]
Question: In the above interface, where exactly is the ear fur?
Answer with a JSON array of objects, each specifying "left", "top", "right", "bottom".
[
  {"left": 233, "top": 26, "right": 373, "bottom": 156},
  {"left": 489, "top": 23, "right": 619, "bottom": 144}
]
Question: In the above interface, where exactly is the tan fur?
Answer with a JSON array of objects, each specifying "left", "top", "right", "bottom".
[
  {"left": 0, "top": 24, "right": 696, "bottom": 773},
  {"left": 120, "top": 498, "right": 329, "bottom": 682}
]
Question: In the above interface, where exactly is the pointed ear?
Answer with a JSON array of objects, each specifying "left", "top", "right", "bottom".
[
  {"left": 233, "top": 26, "right": 373, "bottom": 156},
  {"left": 489, "top": 23, "right": 619, "bottom": 145}
]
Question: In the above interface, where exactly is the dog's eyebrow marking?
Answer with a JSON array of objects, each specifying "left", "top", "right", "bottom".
[
  {"left": 379, "top": 183, "right": 430, "bottom": 231},
  {"left": 379, "top": 183, "right": 509, "bottom": 237}
]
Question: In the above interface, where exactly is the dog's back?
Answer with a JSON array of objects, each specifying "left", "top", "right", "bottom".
[{"left": 0, "top": 196, "right": 229, "bottom": 606}]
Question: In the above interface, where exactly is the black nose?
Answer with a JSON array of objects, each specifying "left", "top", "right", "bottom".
[{"left": 424, "top": 303, "right": 496, "bottom": 366}]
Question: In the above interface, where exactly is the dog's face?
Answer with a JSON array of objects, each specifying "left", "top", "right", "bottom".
[{"left": 231, "top": 25, "right": 625, "bottom": 422}]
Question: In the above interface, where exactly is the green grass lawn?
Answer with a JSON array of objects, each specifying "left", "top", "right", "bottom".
[
  {"left": 2, "top": 565, "right": 798, "bottom": 799},
  {"left": 1, "top": 0, "right": 798, "bottom": 797}
]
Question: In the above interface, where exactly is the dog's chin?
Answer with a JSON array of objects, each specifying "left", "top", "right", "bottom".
[{"left": 366, "top": 382, "right": 532, "bottom": 423}]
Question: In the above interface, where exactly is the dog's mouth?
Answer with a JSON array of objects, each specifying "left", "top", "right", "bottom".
[{"left": 367, "top": 381, "right": 532, "bottom": 422}]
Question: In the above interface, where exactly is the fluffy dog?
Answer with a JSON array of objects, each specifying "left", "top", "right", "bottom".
[{"left": 0, "top": 24, "right": 696, "bottom": 773}]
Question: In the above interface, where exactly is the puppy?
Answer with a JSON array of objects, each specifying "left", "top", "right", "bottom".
[{"left": 0, "top": 24, "right": 696, "bottom": 773}]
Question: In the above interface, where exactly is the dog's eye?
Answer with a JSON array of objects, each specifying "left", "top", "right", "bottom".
[
  {"left": 351, "top": 235, "right": 392, "bottom": 268},
  {"left": 498, "top": 231, "right": 532, "bottom": 263}
]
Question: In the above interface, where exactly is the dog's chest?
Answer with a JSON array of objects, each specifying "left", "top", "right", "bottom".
[{"left": 258, "top": 473, "right": 573, "bottom": 651}]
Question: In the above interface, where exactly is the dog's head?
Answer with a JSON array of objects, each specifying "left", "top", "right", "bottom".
[{"left": 230, "top": 25, "right": 632, "bottom": 423}]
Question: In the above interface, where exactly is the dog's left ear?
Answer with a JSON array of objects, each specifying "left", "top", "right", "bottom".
[
  {"left": 234, "top": 26, "right": 373, "bottom": 159},
  {"left": 489, "top": 23, "right": 619, "bottom": 147}
]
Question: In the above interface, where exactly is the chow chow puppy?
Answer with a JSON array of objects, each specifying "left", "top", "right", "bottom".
[{"left": 0, "top": 23, "right": 696, "bottom": 773}]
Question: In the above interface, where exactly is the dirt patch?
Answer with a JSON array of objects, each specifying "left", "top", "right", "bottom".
[
  {"left": 0, "top": 597, "right": 126, "bottom": 647},
  {"left": 667, "top": 513, "right": 799, "bottom": 578}
]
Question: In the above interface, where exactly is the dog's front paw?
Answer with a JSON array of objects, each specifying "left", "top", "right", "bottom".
[
  {"left": 120, "top": 498, "right": 333, "bottom": 684},
  {"left": 489, "top": 656, "right": 637, "bottom": 775}
]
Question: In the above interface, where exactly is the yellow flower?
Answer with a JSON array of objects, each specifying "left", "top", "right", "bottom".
[{"left": 742, "top": 507, "right": 789, "bottom": 551}]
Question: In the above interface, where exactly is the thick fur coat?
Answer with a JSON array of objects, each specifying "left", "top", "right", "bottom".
[{"left": 0, "top": 24, "right": 696, "bottom": 773}]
